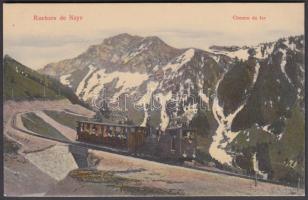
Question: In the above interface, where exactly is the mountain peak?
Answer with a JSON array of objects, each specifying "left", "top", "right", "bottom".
[
  {"left": 144, "top": 35, "right": 168, "bottom": 45},
  {"left": 145, "top": 35, "right": 162, "bottom": 41},
  {"left": 113, "top": 33, "right": 140, "bottom": 39},
  {"left": 103, "top": 33, "right": 143, "bottom": 45}
]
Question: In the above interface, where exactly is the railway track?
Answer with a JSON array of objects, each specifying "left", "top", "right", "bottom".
[
  {"left": 10, "top": 112, "right": 299, "bottom": 189},
  {"left": 11, "top": 112, "right": 130, "bottom": 155}
]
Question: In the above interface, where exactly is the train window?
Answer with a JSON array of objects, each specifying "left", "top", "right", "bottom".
[
  {"left": 183, "top": 131, "right": 189, "bottom": 137},
  {"left": 110, "top": 127, "right": 115, "bottom": 137},
  {"left": 92, "top": 127, "right": 97, "bottom": 134},
  {"left": 183, "top": 131, "right": 194, "bottom": 139},
  {"left": 107, "top": 128, "right": 112, "bottom": 137},
  {"left": 190, "top": 131, "right": 195, "bottom": 139}
]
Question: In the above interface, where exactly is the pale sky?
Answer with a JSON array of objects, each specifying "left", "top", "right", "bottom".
[{"left": 4, "top": 3, "right": 304, "bottom": 70}]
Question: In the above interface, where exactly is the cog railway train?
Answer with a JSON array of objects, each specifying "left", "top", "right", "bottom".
[{"left": 76, "top": 120, "right": 197, "bottom": 161}]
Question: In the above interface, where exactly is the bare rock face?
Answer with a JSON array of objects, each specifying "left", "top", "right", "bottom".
[{"left": 40, "top": 33, "right": 183, "bottom": 77}]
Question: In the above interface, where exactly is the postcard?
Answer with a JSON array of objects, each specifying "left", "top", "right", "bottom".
[{"left": 3, "top": 2, "right": 305, "bottom": 196}]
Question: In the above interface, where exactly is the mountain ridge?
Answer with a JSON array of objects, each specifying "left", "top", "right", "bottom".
[{"left": 36, "top": 33, "right": 304, "bottom": 184}]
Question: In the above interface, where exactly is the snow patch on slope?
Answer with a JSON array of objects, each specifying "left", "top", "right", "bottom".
[
  {"left": 183, "top": 103, "right": 198, "bottom": 122},
  {"left": 138, "top": 81, "right": 159, "bottom": 127},
  {"left": 209, "top": 61, "right": 261, "bottom": 165},
  {"left": 227, "top": 48, "right": 249, "bottom": 60},
  {"left": 155, "top": 91, "right": 172, "bottom": 131},
  {"left": 210, "top": 99, "right": 245, "bottom": 164},
  {"left": 285, "top": 159, "right": 298, "bottom": 168},
  {"left": 122, "top": 41, "right": 152, "bottom": 63},
  {"left": 209, "top": 48, "right": 249, "bottom": 60},
  {"left": 261, "top": 124, "right": 277, "bottom": 137},
  {"left": 252, "top": 62, "right": 261, "bottom": 85},
  {"left": 209, "top": 44, "right": 274, "bottom": 61},
  {"left": 76, "top": 65, "right": 96, "bottom": 97},
  {"left": 111, "top": 72, "right": 149, "bottom": 101},
  {"left": 210, "top": 54, "right": 220, "bottom": 63},
  {"left": 279, "top": 49, "right": 292, "bottom": 84},
  {"left": 60, "top": 74, "right": 72, "bottom": 87},
  {"left": 163, "top": 49, "right": 195, "bottom": 72},
  {"left": 81, "top": 69, "right": 149, "bottom": 102},
  {"left": 209, "top": 77, "right": 246, "bottom": 165},
  {"left": 197, "top": 77, "right": 209, "bottom": 105}
]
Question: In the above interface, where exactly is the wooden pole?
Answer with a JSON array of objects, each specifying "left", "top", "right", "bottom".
[
  {"left": 11, "top": 87, "right": 14, "bottom": 99},
  {"left": 255, "top": 173, "right": 257, "bottom": 187}
]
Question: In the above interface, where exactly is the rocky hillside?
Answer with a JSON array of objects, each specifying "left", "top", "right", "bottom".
[
  {"left": 39, "top": 34, "right": 232, "bottom": 124},
  {"left": 211, "top": 36, "right": 304, "bottom": 183},
  {"left": 39, "top": 33, "right": 304, "bottom": 185}
]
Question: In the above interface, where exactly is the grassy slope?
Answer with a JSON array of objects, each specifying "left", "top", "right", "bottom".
[
  {"left": 4, "top": 56, "right": 64, "bottom": 101},
  {"left": 43, "top": 110, "right": 90, "bottom": 129},
  {"left": 4, "top": 136, "right": 21, "bottom": 154},
  {"left": 21, "top": 112, "right": 70, "bottom": 142},
  {"left": 3, "top": 55, "right": 88, "bottom": 107},
  {"left": 190, "top": 109, "right": 216, "bottom": 163},
  {"left": 229, "top": 104, "right": 304, "bottom": 185}
]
